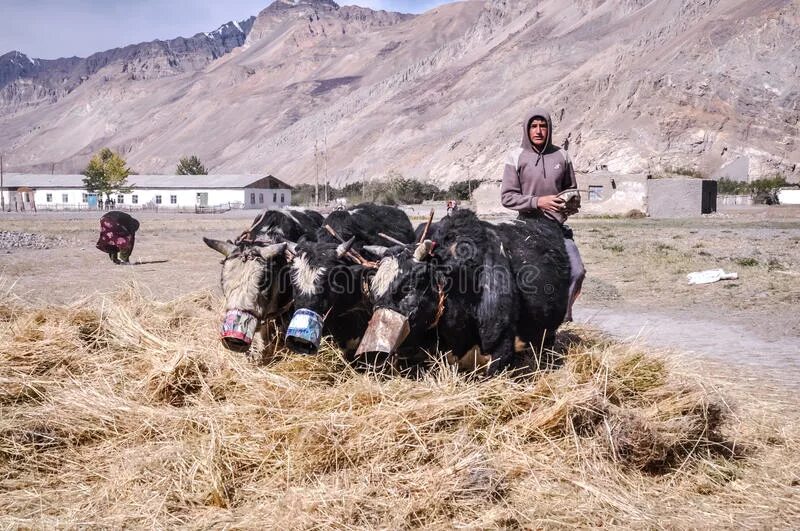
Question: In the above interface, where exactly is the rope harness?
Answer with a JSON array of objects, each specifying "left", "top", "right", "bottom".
[
  {"left": 428, "top": 282, "right": 447, "bottom": 330},
  {"left": 235, "top": 210, "right": 268, "bottom": 245}
]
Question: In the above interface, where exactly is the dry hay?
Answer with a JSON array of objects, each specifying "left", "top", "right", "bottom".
[{"left": 0, "top": 282, "right": 798, "bottom": 528}]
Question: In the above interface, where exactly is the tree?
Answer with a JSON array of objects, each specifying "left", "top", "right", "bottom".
[
  {"left": 448, "top": 179, "right": 485, "bottom": 201},
  {"left": 82, "top": 148, "right": 132, "bottom": 200},
  {"left": 176, "top": 155, "right": 208, "bottom": 175},
  {"left": 291, "top": 184, "right": 316, "bottom": 205}
]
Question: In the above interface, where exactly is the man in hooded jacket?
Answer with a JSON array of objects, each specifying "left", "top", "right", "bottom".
[{"left": 500, "top": 108, "right": 585, "bottom": 321}]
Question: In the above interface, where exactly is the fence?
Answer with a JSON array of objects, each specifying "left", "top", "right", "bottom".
[
  {"left": 718, "top": 194, "right": 753, "bottom": 206},
  {"left": 24, "top": 202, "right": 240, "bottom": 214}
]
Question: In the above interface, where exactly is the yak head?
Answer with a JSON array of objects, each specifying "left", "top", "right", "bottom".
[
  {"left": 284, "top": 237, "right": 366, "bottom": 354},
  {"left": 203, "top": 237, "right": 289, "bottom": 352},
  {"left": 356, "top": 240, "right": 441, "bottom": 358}
]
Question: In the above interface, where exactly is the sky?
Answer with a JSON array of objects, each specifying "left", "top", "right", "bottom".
[{"left": 0, "top": 0, "right": 452, "bottom": 60}]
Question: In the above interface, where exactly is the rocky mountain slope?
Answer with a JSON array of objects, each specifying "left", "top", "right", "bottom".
[
  {"left": 0, "top": 18, "right": 255, "bottom": 113},
  {"left": 1, "top": 0, "right": 797, "bottom": 184}
]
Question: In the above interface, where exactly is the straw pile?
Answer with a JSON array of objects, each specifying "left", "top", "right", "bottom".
[{"left": 1, "top": 283, "right": 798, "bottom": 528}]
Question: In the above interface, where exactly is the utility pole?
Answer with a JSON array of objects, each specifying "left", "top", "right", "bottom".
[
  {"left": 323, "top": 124, "right": 329, "bottom": 204},
  {"left": 0, "top": 154, "right": 4, "bottom": 212},
  {"left": 314, "top": 138, "right": 319, "bottom": 207}
]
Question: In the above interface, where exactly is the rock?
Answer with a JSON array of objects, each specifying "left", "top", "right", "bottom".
[{"left": 0, "top": 231, "right": 69, "bottom": 250}]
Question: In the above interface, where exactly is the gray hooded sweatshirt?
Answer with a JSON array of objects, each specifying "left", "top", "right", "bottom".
[{"left": 500, "top": 108, "right": 576, "bottom": 224}]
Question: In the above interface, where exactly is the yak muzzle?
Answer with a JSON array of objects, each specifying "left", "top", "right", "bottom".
[
  {"left": 220, "top": 309, "right": 259, "bottom": 352},
  {"left": 355, "top": 308, "right": 410, "bottom": 358},
  {"left": 285, "top": 308, "right": 324, "bottom": 354}
]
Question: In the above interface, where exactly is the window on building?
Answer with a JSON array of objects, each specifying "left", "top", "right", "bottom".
[
  {"left": 155, "top": 195, "right": 162, "bottom": 204},
  {"left": 81, "top": 193, "right": 88, "bottom": 203},
  {"left": 588, "top": 185, "right": 604, "bottom": 202},
  {"left": 62, "top": 194, "right": 69, "bottom": 203},
  {"left": 46, "top": 193, "right": 53, "bottom": 203},
  {"left": 170, "top": 195, "right": 177, "bottom": 204},
  {"left": 259, "top": 193, "right": 264, "bottom": 204},
  {"left": 280, "top": 193, "right": 285, "bottom": 203},
  {"left": 117, "top": 194, "right": 124, "bottom": 204},
  {"left": 132, "top": 195, "right": 138, "bottom": 204},
  {"left": 250, "top": 192, "right": 256, "bottom": 204},
  {"left": 273, "top": 192, "right": 277, "bottom": 202},
  {"left": 24, "top": 192, "right": 30, "bottom": 202}
]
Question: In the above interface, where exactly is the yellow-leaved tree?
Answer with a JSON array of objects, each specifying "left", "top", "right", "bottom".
[{"left": 82, "top": 148, "right": 132, "bottom": 201}]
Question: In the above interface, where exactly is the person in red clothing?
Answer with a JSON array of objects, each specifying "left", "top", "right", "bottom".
[
  {"left": 96, "top": 210, "right": 140, "bottom": 264},
  {"left": 501, "top": 108, "right": 585, "bottom": 321}
]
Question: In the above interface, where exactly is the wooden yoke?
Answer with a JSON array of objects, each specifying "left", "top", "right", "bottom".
[
  {"left": 418, "top": 208, "right": 435, "bottom": 243},
  {"left": 323, "top": 224, "right": 378, "bottom": 268}
]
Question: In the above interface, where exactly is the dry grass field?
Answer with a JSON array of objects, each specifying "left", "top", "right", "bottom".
[{"left": 1, "top": 207, "right": 799, "bottom": 528}]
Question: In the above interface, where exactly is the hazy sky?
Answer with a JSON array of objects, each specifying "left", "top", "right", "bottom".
[{"left": 0, "top": 0, "right": 452, "bottom": 60}]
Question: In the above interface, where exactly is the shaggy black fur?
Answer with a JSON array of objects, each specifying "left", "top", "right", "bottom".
[
  {"left": 317, "top": 203, "right": 416, "bottom": 257},
  {"left": 369, "top": 209, "right": 570, "bottom": 375},
  {"left": 286, "top": 205, "right": 416, "bottom": 358}
]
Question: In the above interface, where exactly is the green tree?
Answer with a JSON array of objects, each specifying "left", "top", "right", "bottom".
[
  {"left": 82, "top": 148, "right": 132, "bottom": 200},
  {"left": 291, "top": 184, "right": 317, "bottom": 205},
  {"left": 718, "top": 175, "right": 787, "bottom": 198},
  {"left": 448, "top": 179, "right": 485, "bottom": 201},
  {"left": 176, "top": 155, "right": 208, "bottom": 175}
]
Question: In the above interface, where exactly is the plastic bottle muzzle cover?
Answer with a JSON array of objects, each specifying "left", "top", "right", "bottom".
[
  {"left": 285, "top": 308, "right": 324, "bottom": 354},
  {"left": 220, "top": 309, "right": 259, "bottom": 352}
]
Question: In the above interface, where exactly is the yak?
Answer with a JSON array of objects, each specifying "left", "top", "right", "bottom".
[
  {"left": 283, "top": 204, "right": 416, "bottom": 360},
  {"left": 358, "top": 209, "right": 570, "bottom": 376},
  {"left": 203, "top": 209, "right": 323, "bottom": 353},
  {"left": 314, "top": 203, "right": 416, "bottom": 256}
]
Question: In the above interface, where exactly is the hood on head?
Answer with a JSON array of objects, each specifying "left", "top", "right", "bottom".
[{"left": 521, "top": 107, "right": 553, "bottom": 153}]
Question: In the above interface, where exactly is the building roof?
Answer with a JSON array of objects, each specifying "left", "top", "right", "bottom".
[{"left": 1, "top": 174, "right": 293, "bottom": 190}]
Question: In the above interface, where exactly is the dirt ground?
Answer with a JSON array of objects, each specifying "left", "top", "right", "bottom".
[
  {"left": 2, "top": 205, "right": 799, "bottom": 387},
  {"left": 570, "top": 206, "right": 800, "bottom": 388}
]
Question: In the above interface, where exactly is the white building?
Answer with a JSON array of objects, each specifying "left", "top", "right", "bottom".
[
  {"left": 777, "top": 187, "right": 800, "bottom": 205},
  {"left": 0, "top": 174, "right": 293, "bottom": 211}
]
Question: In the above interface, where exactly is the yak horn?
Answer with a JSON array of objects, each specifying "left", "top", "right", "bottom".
[
  {"left": 336, "top": 236, "right": 356, "bottom": 258},
  {"left": 363, "top": 245, "right": 389, "bottom": 258},
  {"left": 413, "top": 239, "right": 434, "bottom": 262},
  {"left": 203, "top": 237, "right": 236, "bottom": 257},
  {"left": 257, "top": 242, "right": 287, "bottom": 260}
]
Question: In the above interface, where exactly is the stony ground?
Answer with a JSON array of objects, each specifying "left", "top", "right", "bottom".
[
  {"left": 0, "top": 230, "right": 71, "bottom": 250},
  {"left": 572, "top": 208, "right": 800, "bottom": 337},
  {"left": 569, "top": 206, "right": 800, "bottom": 388}
]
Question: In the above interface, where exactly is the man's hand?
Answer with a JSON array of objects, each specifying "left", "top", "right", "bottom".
[{"left": 536, "top": 195, "right": 565, "bottom": 213}]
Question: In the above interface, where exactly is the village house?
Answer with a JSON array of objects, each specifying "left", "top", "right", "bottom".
[
  {"left": 472, "top": 172, "right": 718, "bottom": 219},
  {"left": 0, "top": 174, "right": 292, "bottom": 211}
]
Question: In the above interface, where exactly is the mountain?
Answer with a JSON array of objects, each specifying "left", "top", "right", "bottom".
[
  {"left": 1, "top": 0, "right": 798, "bottom": 184},
  {"left": 0, "top": 18, "right": 255, "bottom": 112}
]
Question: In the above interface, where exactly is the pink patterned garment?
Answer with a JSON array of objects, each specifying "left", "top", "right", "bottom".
[{"left": 96, "top": 213, "right": 136, "bottom": 255}]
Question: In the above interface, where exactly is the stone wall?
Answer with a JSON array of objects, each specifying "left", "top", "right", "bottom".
[
  {"left": 472, "top": 174, "right": 718, "bottom": 219},
  {"left": 471, "top": 180, "right": 511, "bottom": 218},
  {"left": 647, "top": 178, "right": 716, "bottom": 218},
  {"left": 579, "top": 173, "right": 648, "bottom": 216}
]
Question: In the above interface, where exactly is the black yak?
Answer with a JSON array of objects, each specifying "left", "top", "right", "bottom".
[
  {"left": 283, "top": 204, "right": 416, "bottom": 358},
  {"left": 359, "top": 209, "right": 570, "bottom": 375}
]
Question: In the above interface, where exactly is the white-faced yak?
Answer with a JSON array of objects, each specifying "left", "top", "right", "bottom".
[
  {"left": 358, "top": 209, "right": 570, "bottom": 376},
  {"left": 283, "top": 204, "right": 416, "bottom": 361},
  {"left": 203, "top": 209, "right": 323, "bottom": 352}
]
